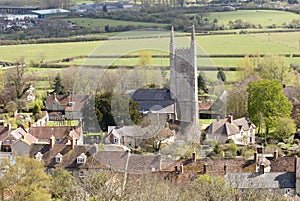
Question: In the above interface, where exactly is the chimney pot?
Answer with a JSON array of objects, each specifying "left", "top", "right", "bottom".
[{"left": 53, "top": 92, "right": 56, "bottom": 99}]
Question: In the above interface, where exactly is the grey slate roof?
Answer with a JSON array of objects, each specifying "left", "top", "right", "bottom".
[
  {"left": 225, "top": 172, "right": 296, "bottom": 189},
  {"left": 130, "top": 89, "right": 175, "bottom": 113}
]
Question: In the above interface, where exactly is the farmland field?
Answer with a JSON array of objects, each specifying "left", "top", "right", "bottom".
[
  {"left": 206, "top": 10, "right": 300, "bottom": 28},
  {"left": 1, "top": 30, "right": 300, "bottom": 66}
]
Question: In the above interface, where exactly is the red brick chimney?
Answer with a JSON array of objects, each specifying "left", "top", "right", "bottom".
[
  {"left": 50, "top": 135, "right": 55, "bottom": 149},
  {"left": 224, "top": 163, "right": 227, "bottom": 175}
]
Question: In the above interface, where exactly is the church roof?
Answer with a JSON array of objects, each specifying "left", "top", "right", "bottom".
[{"left": 131, "top": 89, "right": 172, "bottom": 101}]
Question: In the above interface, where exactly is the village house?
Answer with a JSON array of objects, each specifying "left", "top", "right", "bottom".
[
  {"left": 28, "top": 137, "right": 162, "bottom": 175},
  {"left": 27, "top": 125, "right": 83, "bottom": 145},
  {"left": 0, "top": 126, "right": 26, "bottom": 152},
  {"left": 45, "top": 91, "right": 89, "bottom": 121},
  {"left": 162, "top": 147, "right": 298, "bottom": 197},
  {"left": 204, "top": 114, "right": 256, "bottom": 145},
  {"left": 105, "top": 123, "right": 175, "bottom": 148}
]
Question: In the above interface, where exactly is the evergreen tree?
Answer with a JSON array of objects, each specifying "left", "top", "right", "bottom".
[
  {"left": 198, "top": 73, "right": 208, "bottom": 94},
  {"left": 217, "top": 69, "right": 226, "bottom": 82},
  {"left": 52, "top": 73, "right": 65, "bottom": 95}
]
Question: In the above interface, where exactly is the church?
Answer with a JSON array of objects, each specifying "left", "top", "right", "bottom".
[{"left": 131, "top": 25, "right": 199, "bottom": 128}]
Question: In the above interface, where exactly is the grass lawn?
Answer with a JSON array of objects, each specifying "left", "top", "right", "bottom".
[
  {"left": 68, "top": 18, "right": 167, "bottom": 29},
  {"left": 206, "top": 10, "right": 300, "bottom": 28}
]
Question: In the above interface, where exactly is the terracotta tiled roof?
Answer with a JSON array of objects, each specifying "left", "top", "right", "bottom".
[{"left": 28, "top": 126, "right": 81, "bottom": 140}]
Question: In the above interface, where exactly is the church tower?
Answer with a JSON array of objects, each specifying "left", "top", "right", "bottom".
[{"left": 170, "top": 25, "right": 199, "bottom": 127}]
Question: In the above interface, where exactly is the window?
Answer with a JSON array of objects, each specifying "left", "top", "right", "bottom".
[
  {"left": 5, "top": 140, "right": 10, "bottom": 144},
  {"left": 55, "top": 153, "right": 62, "bottom": 163},
  {"left": 77, "top": 153, "right": 87, "bottom": 164},
  {"left": 35, "top": 152, "right": 43, "bottom": 161},
  {"left": 285, "top": 188, "right": 290, "bottom": 195},
  {"left": 114, "top": 138, "right": 118, "bottom": 144}
]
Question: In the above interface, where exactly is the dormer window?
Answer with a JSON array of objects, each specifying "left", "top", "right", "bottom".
[
  {"left": 35, "top": 152, "right": 43, "bottom": 161},
  {"left": 68, "top": 102, "right": 75, "bottom": 106},
  {"left": 55, "top": 153, "right": 63, "bottom": 163},
  {"left": 77, "top": 153, "right": 87, "bottom": 164}
]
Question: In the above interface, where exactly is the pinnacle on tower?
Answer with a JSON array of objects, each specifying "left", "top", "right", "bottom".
[
  {"left": 170, "top": 25, "right": 175, "bottom": 44},
  {"left": 191, "top": 23, "right": 195, "bottom": 41}
]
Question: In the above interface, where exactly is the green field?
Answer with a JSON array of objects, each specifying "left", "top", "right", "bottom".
[
  {"left": 68, "top": 18, "right": 167, "bottom": 29},
  {"left": 1, "top": 31, "right": 300, "bottom": 66},
  {"left": 207, "top": 10, "right": 300, "bottom": 28}
]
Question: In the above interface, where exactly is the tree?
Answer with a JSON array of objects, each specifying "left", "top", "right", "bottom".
[
  {"left": 237, "top": 54, "right": 256, "bottom": 80},
  {"left": 0, "top": 155, "right": 51, "bottom": 201},
  {"left": 247, "top": 79, "right": 292, "bottom": 136},
  {"left": 259, "top": 55, "right": 293, "bottom": 84},
  {"left": 52, "top": 73, "right": 65, "bottom": 95},
  {"left": 275, "top": 117, "right": 296, "bottom": 139},
  {"left": 80, "top": 171, "right": 121, "bottom": 201},
  {"left": 82, "top": 92, "right": 141, "bottom": 131},
  {"left": 138, "top": 50, "right": 152, "bottom": 86},
  {"left": 226, "top": 76, "right": 259, "bottom": 119},
  {"left": 197, "top": 73, "right": 208, "bottom": 94},
  {"left": 32, "top": 102, "right": 42, "bottom": 121},
  {"left": 217, "top": 69, "right": 226, "bottom": 82},
  {"left": 50, "top": 168, "right": 83, "bottom": 201},
  {"left": 6, "top": 57, "right": 30, "bottom": 100}
]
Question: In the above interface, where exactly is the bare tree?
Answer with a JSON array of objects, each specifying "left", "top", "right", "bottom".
[{"left": 5, "top": 57, "right": 30, "bottom": 100}]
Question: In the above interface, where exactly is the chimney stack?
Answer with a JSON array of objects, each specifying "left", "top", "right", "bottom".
[
  {"left": 274, "top": 150, "right": 278, "bottom": 161},
  {"left": 227, "top": 115, "right": 233, "bottom": 124},
  {"left": 47, "top": 91, "right": 50, "bottom": 96},
  {"left": 257, "top": 146, "right": 263, "bottom": 154},
  {"left": 259, "top": 164, "right": 265, "bottom": 174},
  {"left": 175, "top": 166, "right": 179, "bottom": 174},
  {"left": 254, "top": 152, "right": 257, "bottom": 162},
  {"left": 50, "top": 135, "right": 55, "bottom": 149},
  {"left": 180, "top": 163, "right": 184, "bottom": 174},
  {"left": 192, "top": 152, "right": 196, "bottom": 162},
  {"left": 203, "top": 163, "right": 207, "bottom": 174},
  {"left": 53, "top": 92, "right": 57, "bottom": 100},
  {"left": 224, "top": 163, "right": 227, "bottom": 175},
  {"left": 71, "top": 136, "right": 76, "bottom": 149},
  {"left": 28, "top": 121, "right": 31, "bottom": 128}
]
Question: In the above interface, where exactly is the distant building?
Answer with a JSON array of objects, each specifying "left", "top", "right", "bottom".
[
  {"left": 45, "top": 91, "right": 89, "bottom": 121},
  {"left": 204, "top": 114, "right": 256, "bottom": 145},
  {"left": 30, "top": 9, "right": 69, "bottom": 19}
]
